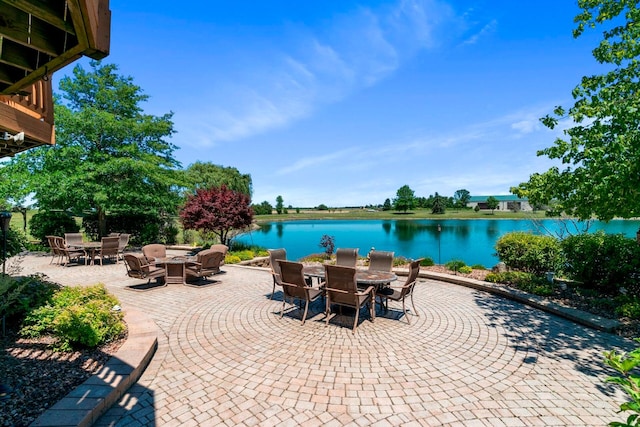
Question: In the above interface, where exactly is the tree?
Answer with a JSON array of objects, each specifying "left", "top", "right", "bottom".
[
  {"left": 275, "top": 195, "right": 284, "bottom": 215},
  {"left": 512, "top": 1, "right": 640, "bottom": 221},
  {"left": 453, "top": 189, "right": 471, "bottom": 210},
  {"left": 5, "top": 61, "right": 182, "bottom": 237},
  {"left": 486, "top": 196, "right": 500, "bottom": 214},
  {"left": 393, "top": 185, "right": 415, "bottom": 213},
  {"left": 180, "top": 185, "right": 253, "bottom": 246},
  {"left": 252, "top": 201, "right": 273, "bottom": 215},
  {"left": 431, "top": 192, "right": 446, "bottom": 214},
  {"left": 382, "top": 198, "right": 392, "bottom": 211},
  {"left": 0, "top": 160, "right": 34, "bottom": 231},
  {"left": 184, "top": 162, "right": 252, "bottom": 197}
]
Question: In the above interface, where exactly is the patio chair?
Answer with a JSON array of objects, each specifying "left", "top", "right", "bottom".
[
  {"left": 96, "top": 236, "right": 120, "bottom": 266},
  {"left": 278, "top": 260, "right": 323, "bottom": 325},
  {"left": 55, "top": 236, "right": 86, "bottom": 267},
  {"left": 142, "top": 244, "right": 166, "bottom": 263},
  {"left": 336, "top": 248, "right": 358, "bottom": 267},
  {"left": 63, "top": 233, "right": 83, "bottom": 247},
  {"left": 118, "top": 233, "right": 130, "bottom": 260},
  {"left": 124, "top": 253, "right": 166, "bottom": 290},
  {"left": 185, "top": 249, "right": 225, "bottom": 285},
  {"left": 209, "top": 244, "right": 229, "bottom": 269},
  {"left": 368, "top": 250, "right": 394, "bottom": 272},
  {"left": 324, "top": 264, "right": 374, "bottom": 333},
  {"left": 377, "top": 259, "right": 422, "bottom": 324},
  {"left": 46, "top": 235, "right": 62, "bottom": 264},
  {"left": 267, "top": 248, "right": 286, "bottom": 299}
]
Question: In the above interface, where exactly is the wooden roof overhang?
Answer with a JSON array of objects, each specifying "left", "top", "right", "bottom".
[{"left": 0, "top": 0, "right": 111, "bottom": 158}]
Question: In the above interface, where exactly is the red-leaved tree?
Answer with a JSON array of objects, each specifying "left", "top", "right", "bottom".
[{"left": 180, "top": 185, "right": 253, "bottom": 246}]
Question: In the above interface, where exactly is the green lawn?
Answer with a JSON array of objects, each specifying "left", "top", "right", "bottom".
[{"left": 255, "top": 208, "right": 548, "bottom": 222}]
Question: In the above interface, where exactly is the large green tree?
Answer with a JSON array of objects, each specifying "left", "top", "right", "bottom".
[
  {"left": 513, "top": 1, "right": 640, "bottom": 220},
  {"left": 393, "top": 185, "right": 415, "bottom": 213},
  {"left": 6, "top": 61, "right": 182, "bottom": 236},
  {"left": 453, "top": 189, "right": 471, "bottom": 210},
  {"left": 184, "top": 162, "right": 252, "bottom": 197}
]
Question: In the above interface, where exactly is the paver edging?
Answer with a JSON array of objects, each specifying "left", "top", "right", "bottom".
[
  {"left": 414, "top": 269, "right": 620, "bottom": 332},
  {"left": 30, "top": 309, "right": 158, "bottom": 427}
]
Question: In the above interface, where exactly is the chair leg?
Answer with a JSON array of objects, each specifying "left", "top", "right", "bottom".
[
  {"left": 410, "top": 293, "right": 418, "bottom": 317},
  {"left": 353, "top": 307, "right": 359, "bottom": 333},
  {"left": 281, "top": 299, "right": 286, "bottom": 318},
  {"left": 403, "top": 299, "right": 410, "bottom": 325},
  {"left": 325, "top": 298, "right": 330, "bottom": 326},
  {"left": 301, "top": 300, "right": 309, "bottom": 325}
]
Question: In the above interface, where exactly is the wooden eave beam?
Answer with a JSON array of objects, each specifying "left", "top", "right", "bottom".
[
  {"left": 1, "top": 0, "right": 75, "bottom": 34},
  {"left": 0, "top": 3, "right": 69, "bottom": 56}
]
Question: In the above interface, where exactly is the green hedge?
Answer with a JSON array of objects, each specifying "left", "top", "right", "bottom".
[{"left": 495, "top": 232, "right": 563, "bottom": 276}]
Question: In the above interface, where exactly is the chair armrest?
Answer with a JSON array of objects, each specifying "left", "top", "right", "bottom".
[{"left": 355, "top": 286, "right": 374, "bottom": 296}]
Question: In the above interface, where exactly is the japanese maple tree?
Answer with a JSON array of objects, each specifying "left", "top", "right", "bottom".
[{"left": 180, "top": 185, "right": 253, "bottom": 246}]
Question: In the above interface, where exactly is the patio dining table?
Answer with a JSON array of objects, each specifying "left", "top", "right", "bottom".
[{"left": 68, "top": 242, "right": 101, "bottom": 265}]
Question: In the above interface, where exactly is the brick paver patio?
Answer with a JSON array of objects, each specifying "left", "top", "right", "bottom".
[{"left": 11, "top": 251, "right": 633, "bottom": 426}]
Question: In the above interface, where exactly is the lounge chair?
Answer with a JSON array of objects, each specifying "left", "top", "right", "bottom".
[
  {"left": 124, "top": 253, "right": 166, "bottom": 290},
  {"left": 118, "top": 233, "right": 130, "bottom": 260},
  {"left": 142, "top": 244, "right": 166, "bottom": 263},
  {"left": 185, "top": 249, "right": 225, "bottom": 285}
]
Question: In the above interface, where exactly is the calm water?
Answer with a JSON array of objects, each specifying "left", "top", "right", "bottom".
[{"left": 236, "top": 219, "right": 640, "bottom": 268}]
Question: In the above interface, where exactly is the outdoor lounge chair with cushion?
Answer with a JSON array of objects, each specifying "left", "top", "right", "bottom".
[
  {"left": 267, "top": 248, "right": 286, "bottom": 299},
  {"left": 336, "top": 248, "right": 358, "bottom": 267},
  {"left": 278, "top": 260, "right": 323, "bottom": 325},
  {"left": 124, "top": 253, "right": 166, "bottom": 290},
  {"left": 324, "top": 264, "right": 375, "bottom": 333},
  {"left": 96, "top": 236, "right": 120, "bottom": 266},
  {"left": 142, "top": 244, "right": 166, "bottom": 263},
  {"left": 185, "top": 249, "right": 225, "bottom": 285},
  {"left": 377, "top": 258, "right": 422, "bottom": 324}
]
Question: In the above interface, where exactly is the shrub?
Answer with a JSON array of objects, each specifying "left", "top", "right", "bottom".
[
  {"left": 4, "top": 228, "right": 29, "bottom": 262},
  {"left": 495, "top": 232, "right": 563, "bottom": 276},
  {"left": 471, "top": 264, "right": 486, "bottom": 270},
  {"left": 234, "top": 250, "right": 255, "bottom": 261},
  {"left": 29, "top": 211, "right": 79, "bottom": 244},
  {"left": 603, "top": 340, "right": 640, "bottom": 426},
  {"left": 21, "top": 284, "right": 125, "bottom": 351},
  {"left": 225, "top": 254, "right": 241, "bottom": 264},
  {"left": 485, "top": 271, "right": 554, "bottom": 296},
  {"left": 615, "top": 298, "right": 640, "bottom": 320},
  {"left": 445, "top": 259, "right": 467, "bottom": 273},
  {"left": 319, "top": 235, "right": 335, "bottom": 257},
  {"left": 561, "top": 232, "right": 640, "bottom": 295},
  {"left": 419, "top": 257, "right": 435, "bottom": 267},
  {"left": 459, "top": 265, "right": 473, "bottom": 274},
  {"left": 0, "top": 274, "right": 60, "bottom": 323}
]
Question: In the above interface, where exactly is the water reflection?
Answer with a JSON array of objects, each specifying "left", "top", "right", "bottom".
[{"left": 237, "top": 219, "right": 640, "bottom": 267}]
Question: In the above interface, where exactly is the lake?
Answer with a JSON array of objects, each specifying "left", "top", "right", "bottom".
[{"left": 236, "top": 219, "right": 640, "bottom": 268}]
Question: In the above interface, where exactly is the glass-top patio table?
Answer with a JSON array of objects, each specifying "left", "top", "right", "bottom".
[{"left": 302, "top": 265, "right": 397, "bottom": 286}]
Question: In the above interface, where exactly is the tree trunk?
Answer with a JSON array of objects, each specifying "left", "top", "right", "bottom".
[{"left": 97, "top": 207, "right": 107, "bottom": 238}]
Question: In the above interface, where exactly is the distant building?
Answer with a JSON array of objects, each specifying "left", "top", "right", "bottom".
[{"left": 467, "top": 195, "right": 532, "bottom": 212}]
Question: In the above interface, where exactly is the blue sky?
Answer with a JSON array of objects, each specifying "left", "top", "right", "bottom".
[{"left": 58, "top": 1, "right": 606, "bottom": 208}]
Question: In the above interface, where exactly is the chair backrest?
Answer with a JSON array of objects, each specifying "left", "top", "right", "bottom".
[
  {"left": 109, "top": 232, "right": 121, "bottom": 237},
  {"left": 118, "top": 233, "right": 130, "bottom": 250},
  {"left": 64, "top": 233, "right": 83, "bottom": 247},
  {"left": 268, "top": 248, "right": 287, "bottom": 278},
  {"left": 124, "top": 253, "right": 149, "bottom": 278},
  {"left": 209, "top": 244, "right": 228, "bottom": 256},
  {"left": 101, "top": 236, "right": 120, "bottom": 254},
  {"left": 324, "top": 264, "right": 358, "bottom": 306},
  {"left": 368, "top": 250, "right": 394, "bottom": 272},
  {"left": 142, "top": 244, "right": 166, "bottom": 261},
  {"left": 336, "top": 248, "right": 358, "bottom": 267},
  {"left": 198, "top": 249, "right": 225, "bottom": 271},
  {"left": 401, "top": 259, "right": 422, "bottom": 298},
  {"left": 53, "top": 236, "right": 66, "bottom": 252},
  {"left": 279, "top": 260, "right": 309, "bottom": 299}
]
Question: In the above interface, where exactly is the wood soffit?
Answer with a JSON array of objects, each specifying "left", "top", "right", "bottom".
[{"left": 0, "top": 0, "right": 111, "bottom": 158}]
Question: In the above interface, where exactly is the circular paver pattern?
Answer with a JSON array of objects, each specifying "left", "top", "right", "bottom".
[{"left": 13, "top": 253, "right": 633, "bottom": 426}]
